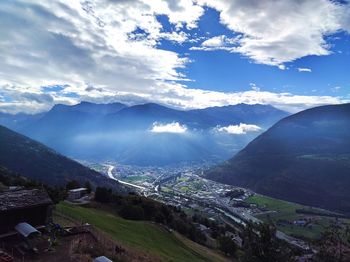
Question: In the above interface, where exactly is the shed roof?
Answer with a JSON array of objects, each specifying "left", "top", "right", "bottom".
[
  {"left": 69, "top": 188, "right": 87, "bottom": 193},
  {"left": 93, "top": 256, "right": 113, "bottom": 262},
  {"left": 15, "top": 222, "right": 40, "bottom": 238},
  {"left": 0, "top": 189, "right": 53, "bottom": 212}
]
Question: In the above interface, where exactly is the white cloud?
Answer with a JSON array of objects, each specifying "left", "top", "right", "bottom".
[
  {"left": 190, "top": 35, "right": 240, "bottom": 51},
  {"left": 146, "top": 0, "right": 204, "bottom": 29},
  {"left": 249, "top": 83, "right": 260, "bottom": 92},
  {"left": 150, "top": 122, "right": 188, "bottom": 133},
  {"left": 0, "top": 80, "right": 346, "bottom": 114},
  {"left": 298, "top": 68, "right": 312, "bottom": 73},
  {"left": 202, "top": 35, "right": 226, "bottom": 47},
  {"left": 215, "top": 123, "right": 262, "bottom": 135},
  {"left": 332, "top": 86, "right": 341, "bottom": 92},
  {"left": 0, "top": 0, "right": 203, "bottom": 107},
  {"left": 0, "top": 0, "right": 348, "bottom": 115},
  {"left": 196, "top": 0, "right": 350, "bottom": 67},
  {"left": 201, "top": 35, "right": 240, "bottom": 47},
  {"left": 143, "top": 85, "right": 345, "bottom": 113}
]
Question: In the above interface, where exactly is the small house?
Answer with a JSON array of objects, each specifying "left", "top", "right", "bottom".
[
  {"left": 68, "top": 187, "right": 88, "bottom": 201},
  {"left": 0, "top": 189, "right": 53, "bottom": 235}
]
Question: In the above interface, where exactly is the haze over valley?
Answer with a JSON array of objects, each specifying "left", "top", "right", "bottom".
[{"left": 0, "top": 102, "right": 288, "bottom": 166}]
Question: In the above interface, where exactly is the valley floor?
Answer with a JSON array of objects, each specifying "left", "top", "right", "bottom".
[
  {"left": 91, "top": 162, "right": 350, "bottom": 245},
  {"left": 245, "top": 194, "right": 350, "bottom": 240}
]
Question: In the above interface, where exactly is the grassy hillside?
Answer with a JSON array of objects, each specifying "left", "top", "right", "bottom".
[{"left": 56, "top": 202, "right": 229, "bottom": 262}]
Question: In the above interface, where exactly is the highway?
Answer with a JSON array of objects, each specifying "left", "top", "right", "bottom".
[{"left": 105, "top": 164, "right": 146, "bottom": 190}]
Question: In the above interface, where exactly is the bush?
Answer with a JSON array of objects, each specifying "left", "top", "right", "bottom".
[
  {"left": 95, "top": 187, "right": 113, "bottom": 203},
  {"left": 119, "top": 205, "right": 145, "bottom": 220},
  {"left": 66, "top": 180, "right": 80, "bottom": 190},
  {"left": 218, "top": 236, "right": 237, "bottom": 256}
]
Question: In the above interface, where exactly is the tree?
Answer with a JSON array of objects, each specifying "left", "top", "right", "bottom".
[
  {"left": 317, "top": 223, "right": 350, "bottom": 262},
  {"left": 45, "top": 185, "right": 66, "bottom": 204},
  {"left": 154, "top": 212, "right": 166, "bottom": 223},
  {"left": 66, "top": 180, "right": 80, "bottom": 190},
  {"left": 119, "top": 205, "right": 145, "bottom": 220},
  {"left": 95, "top": 187, "right": 112, "bottom": 203},
  {"left": 218, "top": 236, "right": 237, "bottom": 256},
  {"left": 84, "top": 181, "right": 92, "bottom": 194},
  {"left": 242, "top": 223, "right": 295, "bottom": 262}
]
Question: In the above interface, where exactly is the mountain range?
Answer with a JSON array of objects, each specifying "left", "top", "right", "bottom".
[
  {"left": 206, "top": 103, "right": 350, "bottom": 214},
  {"left": 0, "top": 124, "right": 118, "bottom": 188},
  {"left": 0, "top": 102, "right": 288, "bottom": 166}
]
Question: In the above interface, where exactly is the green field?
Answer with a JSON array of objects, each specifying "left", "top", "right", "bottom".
[
  {"left": 245, "top": 194, "right": 344, "bottom": 239},
  {"left": 180, "top": 186, "right": 190, "bottom": 192},
  {"left": 177, "top": 177, "right": 189, "bottom": 182},
  {"left": 160, "top": 186, "right": 172, "bottom": 193},
  {"left": 56, "top": 202, "right": 228, "bottom": 262},
  {"left": 246, "top": 194, "right": 302, "bottom": 220},
  {"left": 192, "top": 181, "right": 205, "bottom": 190}
]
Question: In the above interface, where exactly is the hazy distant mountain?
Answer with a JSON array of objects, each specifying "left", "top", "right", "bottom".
[
  {"left": 0, "top": 102, "right": 288, "bottom": 166},
  {"left": 189, "top": 103, "right": 288, "bottom": 128},
  {"left": 0, "top": 125, "right": 117, "bottom": 188},
  {"left": 207, "top": 103, "right": 350, "bottom": 213},
  {"left": 51, "top": 101, "right": 127, "bottom": 115},
  {"left": 0, "top": 112, "right": 43, "bottom": 131},
  {"left": 0, "top": 101, "right": 127, "bottom": 132},
  {"left": 109, "top": 103, "right": 287, "bottom": 130}
]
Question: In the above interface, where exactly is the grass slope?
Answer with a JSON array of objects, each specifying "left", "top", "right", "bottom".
[{"left": 56, "top": 202, "right": 228, "bottom": 262}]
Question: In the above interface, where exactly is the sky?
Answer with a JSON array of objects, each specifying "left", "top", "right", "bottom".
[{"left": 0, "top": 0, "right": 350, "bottom": 114}]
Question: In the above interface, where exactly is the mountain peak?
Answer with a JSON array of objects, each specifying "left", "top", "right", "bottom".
[{"left": 50, "top": 101, "right": 127, "bottom": 115}]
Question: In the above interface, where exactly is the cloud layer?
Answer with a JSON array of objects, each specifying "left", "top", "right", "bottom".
[
  {"left": 197, "top": 0, "right": 350, "bottom": 68},
  {"left": 150, "top": 122, "right": 188, "bottom": 134},
  {"left": 215, "top": 123, "right": 262, "bottom": 135},
  {"left": 298, "top": 68, "right": 312, "bottom": 73},
  {"left": 0, "top": 0, "right": 349, "bottom": 114}
]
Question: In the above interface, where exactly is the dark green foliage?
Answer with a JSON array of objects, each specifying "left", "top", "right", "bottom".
[
  {"left": 242, "top": 223, "right": 295, "bottom": 262},
  {"left": 84, "top": 181, "right": 92, "bottom": 194},
  {"left": 218, "top": 236, "right": 237, "bottom": 256},
  {"left": 207, "top": 103, "right": 350, "bottom": 214},
  {"left": 66, "top": 180, "right": 80, "bottom": 190},
  {"left": 316, "top": 224, "right": 350, "bottom": 262},
  {"left": 119, "top": 205, "right": 145, "bottom": 220},
  {"left": 45, "top": 185, "right": 67, "bottom": 204},
  {"left": 225, "top": 189, "right": 245, "bottom": 199},
  {"left": 95, "top": 186, "right": 113, "bottom": 203},
  {"left": 94, "top": 187, "right": 208, "bottom": 245},
  {"left": 192, "top": 213, "right": 234, "bottom": 240}
]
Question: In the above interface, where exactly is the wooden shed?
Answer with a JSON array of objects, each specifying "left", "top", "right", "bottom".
[{"left": 0, "top": 189, "right": 53, "bottom": 235}]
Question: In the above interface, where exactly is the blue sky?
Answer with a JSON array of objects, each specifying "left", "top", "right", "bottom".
[
  {"left": 185, "top": 33, "right": 350, "bottom": 96},
  {"left": 0, "top": 0, "right": 349, "bottom": 113},
  {"left": 162, "top": 7, "right": 350, "bottom": 97}
]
